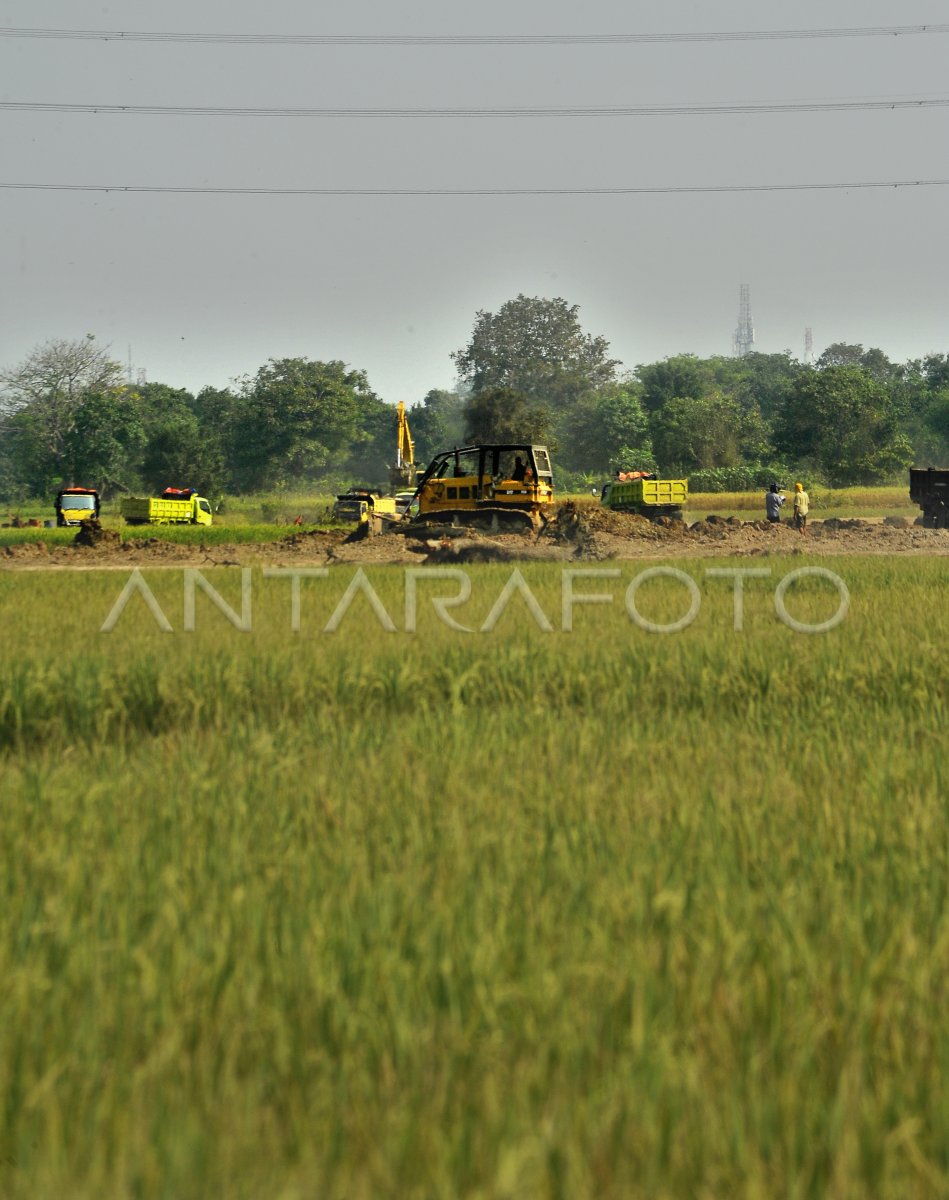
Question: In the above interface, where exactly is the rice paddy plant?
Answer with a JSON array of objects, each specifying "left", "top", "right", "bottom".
[{"left": 0, "top": 558, "right": 946, "bottom": 1198}]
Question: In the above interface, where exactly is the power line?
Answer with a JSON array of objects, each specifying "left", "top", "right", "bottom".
[
  {"left": 1, "top": 179, "right": 947, "bottom": 196},
  {"left": 1, "top": 23, "right": 948, "bottom": 46},
  {"left": 3, "top": 96, "right": 948, "bottom": 119}
]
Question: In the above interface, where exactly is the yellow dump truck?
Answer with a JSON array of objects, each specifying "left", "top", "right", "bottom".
[
  {"left": 120, "top": 488, "right": 213, "bottom": 526},
  {"left": 601, "top": 475, "right": 688, "bottom": 520},
  {"left": 55, "top": 487, "right": 100, "bottom": 526},
  {"left": 333, "top": 488, "right": 398, "bottom": 534}
]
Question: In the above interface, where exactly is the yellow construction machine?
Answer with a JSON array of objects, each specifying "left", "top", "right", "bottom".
[
  {"left": 333, "top": 488, "right": 399, "bottom": 534},
  {"left": 407, "top": 443, "right": 554, "bottom": 533},
  {"left": 389, "top": 401, "right": 417, "bottom": 491}
]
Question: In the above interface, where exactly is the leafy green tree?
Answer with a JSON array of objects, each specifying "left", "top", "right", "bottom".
[
  {"left": 409, "top": 389, "right": 466, "bottom": 464},
  {"left": 636, "top": 352, "right": 803, "bottom": 421},
  {"left": 817, "top": 342, "right": 866, "bottom": 369},
  {"left": 651, "top": 390, "right": 770, "bottom": 473},
  {"left": 636, "top": 355, "right": 710, "bottom": 414},
  {"left": 732, "top": 352, "right": 806, "bottom": 422},
  {"left": 0, "top": 450, "right": 22, "bottom": 501},
  {"left": 774, "top": 366, "right": 913, "bottom": 484},
  {"left": 0, "top": 408, "right": 60, "bottom": 495},
  {"left": 141, "top": 409, "right": 225, "bottom": 496},
  {"left": 818, "top": 343, "right": 898, "bottom": 383},
  {"left": 464, "top": 387, "right": 551, "bottom": 445},
  {"left": 133, "top": 381, "right": 197, "bottom": 419},
  {"left": 191, "top": 386, "right": 247, "bottom": 490},
  {"left": 919, "top": 353, "right": 949, "bottom": 392},
  {"left": 452, "top": 295, "right": 619, "bottom": 416},
  {"left": 557, "top": 382, "right": 654, "bottom": 473},
  {"left": 0, "top": 336, "right": 125, "bottom": 491},
  {"left": 342, "top": 395, "right": 405, "bottom": 487},
  {"left": 0, "top": 411, "right": 31, "bottom": 499},
  {"left": 895, "top": 355, "right": 949, "bottom": 463},
  {"left": 910, "top": 392, "right": 949, "bottom": 465},
  {"left": 63, "top": 392, "right": 145, "bottom": 487},
  {"left": 238, "top": 359, "right": 382, "bottom": 490},
  {"left": 127, "top": 383, "right": 220, "bottom": 495},
  {"left": 925, "top": 393, "right": 949, "bottom": 444}
]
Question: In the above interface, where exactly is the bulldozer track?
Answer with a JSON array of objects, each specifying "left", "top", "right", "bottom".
[{"left": 410, "top": 507, "right": 536, "bottom": 534}]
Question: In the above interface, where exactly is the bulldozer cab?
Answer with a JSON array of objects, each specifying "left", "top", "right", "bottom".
[{"left": 419, "top": 445, "right": 552, "bottom": 488}]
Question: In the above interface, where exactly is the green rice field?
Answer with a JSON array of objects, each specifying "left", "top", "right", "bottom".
[{"left": 0, "top": 557, "right": 946, "bottom": 1198}]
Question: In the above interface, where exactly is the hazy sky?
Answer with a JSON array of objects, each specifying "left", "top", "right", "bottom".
[{"left": 2, "top": 1, "right": 948, "bottom": 403}]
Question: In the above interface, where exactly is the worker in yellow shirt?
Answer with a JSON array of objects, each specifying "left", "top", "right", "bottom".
[{"left": 793, "top": 482, "right": 809, "bottom": 535}]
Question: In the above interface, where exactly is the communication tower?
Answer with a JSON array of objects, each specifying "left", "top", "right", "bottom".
[{"left": 733, "top": 284, "right": 755, "bottom": 357}]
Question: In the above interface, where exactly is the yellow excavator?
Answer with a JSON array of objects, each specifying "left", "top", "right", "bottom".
[{"left": 389, "top": 401, "right": 417, "bottom": 491}]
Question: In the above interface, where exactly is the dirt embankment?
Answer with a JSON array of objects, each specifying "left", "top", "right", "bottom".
[{"left": 2, "top": 508, "right": 947, "bottom": 570}]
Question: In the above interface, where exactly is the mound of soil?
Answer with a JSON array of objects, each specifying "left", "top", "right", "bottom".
[
  {"left": 577, "top": 506, "right": 659, "bottom": 538},
  {"left": 2, "top": 541, "right": 49, "bottom": 559},
  {"left": 280, "top": 528, "right": 349, "bottom": 552},
  {"left": 819, "top": 517, "right": 871, "bottom": 531},
  {"left": 419, "top": 537, "right": 527, "bottom": 564},
  {"left": 74, "top": 521, "right": 120, "bottom": 549}
]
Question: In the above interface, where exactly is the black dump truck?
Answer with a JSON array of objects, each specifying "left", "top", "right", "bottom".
[{"left": 910, "top": 467, "right": 949, "bottom": 528}]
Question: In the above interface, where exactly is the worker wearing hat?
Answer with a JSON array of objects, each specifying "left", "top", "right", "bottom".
[{"left": 793, "top": 482, "right": 809, "bottom": 535}]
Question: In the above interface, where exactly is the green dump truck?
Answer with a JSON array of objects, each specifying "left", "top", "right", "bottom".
[
  {"left": 601, "top": 475, "right": 688, "bottom": 520},
  {"left": 120, "top": 488, "right": 213, "bottom": 526}
]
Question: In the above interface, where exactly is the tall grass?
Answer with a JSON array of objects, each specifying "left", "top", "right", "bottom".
[{"left": 0, "top": 559, "right": 946, "bottom": 1198}]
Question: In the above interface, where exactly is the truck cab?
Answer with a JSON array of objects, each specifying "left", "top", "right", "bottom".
[{"left": 55, "top": 488, "right": 100, "bottom": 526}]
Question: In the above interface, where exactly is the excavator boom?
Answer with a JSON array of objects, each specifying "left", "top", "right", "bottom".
[{"left": 390, "top": 401, "right": 417, "bottom": 488}]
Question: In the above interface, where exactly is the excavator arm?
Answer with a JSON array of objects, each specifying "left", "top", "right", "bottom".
[
  {"left": 390, "top": 401, "right": 417, "bottom": 488},
  {"left": 396, "top": 401, "right": 415, "bottom": 470}
]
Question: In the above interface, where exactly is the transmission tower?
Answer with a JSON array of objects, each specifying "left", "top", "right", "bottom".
[
  {"left": 733, "top": 284, "right": 755, "bottom": 357},
  {"left": 803, "top": 327, "right": 814, "bottom": 364}
]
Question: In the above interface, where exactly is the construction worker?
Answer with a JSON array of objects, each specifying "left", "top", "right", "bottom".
[
  {"left": 511, "top": 456, "right": 526, "bottom": 482},
  {"left": 793, "top": 482, "right": 809, "bottom": 535},
  {"left": 765, "top": 483, "right": 786, "bottom": 524}
]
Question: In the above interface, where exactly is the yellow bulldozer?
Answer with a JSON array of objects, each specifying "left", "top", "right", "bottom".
[{"left": 406, "top": 443, "right": 554, "bottom": 533}]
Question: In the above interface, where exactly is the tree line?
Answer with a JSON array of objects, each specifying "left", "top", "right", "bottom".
[{"left": 1, "top": 299, "right": 947, "bottom": 501}]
